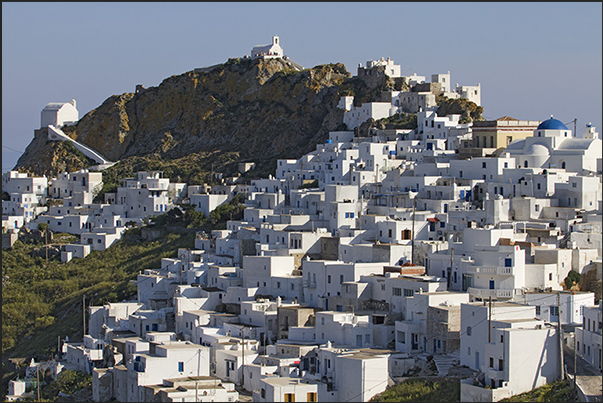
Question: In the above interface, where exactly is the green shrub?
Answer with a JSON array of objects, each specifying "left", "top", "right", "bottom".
[
  {"left": 499, "top": 379, "right": 573, "bottom": 402},
  {"left": 564, "top": 270, "right": 582, "bottom": 289},
  {"left": 369, "top": 377, "right": 460, "bottom": 402},
  {"left": 41, "top": 369, "right": 91, "bottom": 401}
]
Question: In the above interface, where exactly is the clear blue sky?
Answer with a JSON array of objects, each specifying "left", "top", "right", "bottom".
[{"left": 3, "top": 2, "right": 602, "bottom": 173}]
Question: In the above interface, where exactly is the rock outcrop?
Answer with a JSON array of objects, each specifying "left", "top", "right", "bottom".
[{"left": 16, "top": 58, "right": 360, "bottom": 178}]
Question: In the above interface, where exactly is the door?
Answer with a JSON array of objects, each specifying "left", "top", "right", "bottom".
[
  {"left": 356, "top": 335, "right": 362, "bottom": 347},
  {"left": 475, "top": 351, "right": 480, "bottom": 370},
  {"left": 489, "top": 280, "right": 495, "bottom": 290}
]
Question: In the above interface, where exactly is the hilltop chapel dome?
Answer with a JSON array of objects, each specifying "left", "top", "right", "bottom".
[{"left": 536, "top": 116, "right": 569, "bottom": 131}]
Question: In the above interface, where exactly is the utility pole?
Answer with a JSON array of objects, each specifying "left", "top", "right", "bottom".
[
  {"left": 36, "top": 364, "right": 40, "bottom": 402},
  {"left": 241, "top": 326, "right": 245, "bottom": 388},
  {"left": 82, "top": 295, "right": 86, "bottom": 338},
  {"left": 411, "top": 197, "right": 416, "bottom": 265},
  {"left": 58, "top": 335, "right": 61, "bottom": 359},
  {"left": 448, "top": 247, "right": 454, "bottom": 291},
  {"left": 488, "top": 296, "right": 492, "bottom": 343},
  {"left": 574, "top": 330, "right": 577, "bottom": 391},
  {"left": 45, "top": 229, "right": 48, "bottom": 268},
  {"left": 558, "top": 292, "right": 564, "bottom": 380},
  {"left": 573, "top": 118, "right": 577, "bottom": 137}
]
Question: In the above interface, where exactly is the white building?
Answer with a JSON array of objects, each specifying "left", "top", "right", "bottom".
[
  {"left": 302, "top": 260, "right": 384, "bottom": 309},
  {"left": 2, "top": 170, "right": 48, "bottom": 228},
  {"left": 254, "top": 376, "right": 323, "bottom": 403},
  {"left": 251, "top": 36, "right": 284, "bottom": 59},
  {"left": 343, "top": 102, "right": 399, "bottom": 130},
  {"left": 575, "top": 301, "right": 602, "bottom": 371},
  {"left": 49, "top": 170, "right": 103, "bottom": 206},
  {"left": 311, "top": 343, "right": 392, "bottom": 402},
  {"left": 115, "top": 171, "right": 177, "bottom": 219},
  {"left": 362, "top": 57, "right": 402, "bottom": 78},
  {"left": 459, "top": 302, "right": 560, "bottom": 401},
  {"left": 505, "top": 117, "right": 602, "bottom": 174},
  {"left": 41, "top": 99, "right": 78, "bottom": 128}
]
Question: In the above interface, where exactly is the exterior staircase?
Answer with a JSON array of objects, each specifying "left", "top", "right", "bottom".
[{"left": 433, "top": 351, "right": 460, "bottom": 376}]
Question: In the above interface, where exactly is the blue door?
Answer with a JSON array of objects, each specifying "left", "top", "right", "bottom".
[{"left": 489, "top": 280, "right": 495, "bottom": 290}]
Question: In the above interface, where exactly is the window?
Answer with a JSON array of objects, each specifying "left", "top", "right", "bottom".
[
  {"left": 307, "top": 392, "right": 317, "bottom": 402},
  {"left": 340, "top": 275, "right": 344, "bottom": 284},
  {"left": 499, "top": 359, "right": 504, "bottom": 371},
  {"left": 551, "top": 306, "right": 559, "bottom": 316},
  {"left": 490, "top": 357, "right": 494, "bottom": 368},
  {"left": 178, "top": 362, "right": 184, "bottom": 372},
  {"left": 466, "top": 326, "right": 472, "bottom": 336},
  {"left": 536, "top": 306, "right": 541, "bottom": 315},
  {"left": 393, "top": 287, "right": 402, "bottom": 296},
  {"left": 327, "top": 275, "right": 331, "bottom": 284},
  {"left": 261, "top": 389, "right": 266, "bottom": 398},
  {"left": 482, "top": 162, "right": 486, "bottom": 168},
  {"left": 404, "top": 289, "right": 414, "bottom": 297}
]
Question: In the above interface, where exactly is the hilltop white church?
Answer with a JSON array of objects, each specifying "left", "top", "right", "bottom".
[{"left": 251, "top": 35, "right": 283, "bottom": 59}]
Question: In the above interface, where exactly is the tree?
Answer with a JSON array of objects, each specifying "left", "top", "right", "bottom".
[{"left": 564, "top": 270, "right": 582, "bottom": 290}]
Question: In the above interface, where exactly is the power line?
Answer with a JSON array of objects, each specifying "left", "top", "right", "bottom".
[{"left": 2, "top": 145, "right": 24, "bottom": 153}]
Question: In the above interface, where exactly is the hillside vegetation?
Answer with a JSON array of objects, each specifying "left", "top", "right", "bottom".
[{"left": 369, "top": 378, "right": 576, "bottom": 402}]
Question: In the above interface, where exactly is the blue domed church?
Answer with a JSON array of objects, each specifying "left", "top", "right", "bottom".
[{"left": 504, "top": 116, "right": 601, "bottom": 173}]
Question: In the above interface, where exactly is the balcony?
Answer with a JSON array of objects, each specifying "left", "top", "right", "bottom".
[
  {"left": 305, "top": 281, "right": 317, "bottom": 289},
  {"left": 466, "top": 266, "right": 513, "bottom": 276},
  {"left": 468, "top": 288, "right": 513, "bottom": 299},
  {"left": 486, "top": 367, "right": 505, "bottom": 381}
]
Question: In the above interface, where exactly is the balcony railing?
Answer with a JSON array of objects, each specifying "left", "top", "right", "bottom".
[
  {"left": 468, "top": 288, "right": 513, "bottom": 299},
  {"left": 466, "top": 266, "right": 513, "bottom": 276}
]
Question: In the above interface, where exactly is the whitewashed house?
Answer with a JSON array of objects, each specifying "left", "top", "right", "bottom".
[
  {"left": 514, "top": 290, "right": 595, "bottom": 325},
  {"left": 459, "top": 302, "right": 560, "bottom": 401},
  {"left": 575, "top": 301, "right": 602, "bottom": 371}
]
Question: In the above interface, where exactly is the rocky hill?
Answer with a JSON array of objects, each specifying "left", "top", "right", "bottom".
[
  {"left": 15, "top": 57, "right": 482, "bottom": 181},
  {"left": 15, "top": 58, "right": 377, "bottom": 179}
]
